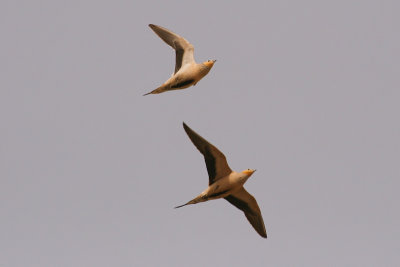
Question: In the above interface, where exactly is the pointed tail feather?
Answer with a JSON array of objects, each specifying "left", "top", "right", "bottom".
[
  {"left": 174, "top": 203, "right": 190, "bottom": 209},
  {"left": 174, "top": 198, "right": 200, "bottom": 209},
  {"left": 143, "top": 86, "right": 165, "bottom": 96}
]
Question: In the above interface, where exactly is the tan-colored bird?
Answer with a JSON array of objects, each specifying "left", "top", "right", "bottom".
[
  {"left": 143, "top": 24, "right": 216, "bottom": 96},
  {"left": 176, "top": 122, "right": 267, "bottom": 238}
]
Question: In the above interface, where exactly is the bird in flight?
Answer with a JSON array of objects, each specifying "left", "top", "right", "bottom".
[
  {"left": 176, "top": 122, "right": 267, "bottom": 238},
  {"left": 143, "top": 24, "right": 216, "bottom": 96}
]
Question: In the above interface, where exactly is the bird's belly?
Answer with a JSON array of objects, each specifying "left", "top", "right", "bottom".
[
  {"left": 205, "top": 189, "right": 231, "bottom": 200},
  {"left": 167, "top": 66, "right": 204, "bottom": 89},
  {"left": 202, "top": 179, "right": 237, "bottom": 200},
  {"left": 171, "top": 79, "right": 195, "bottom": 89}
]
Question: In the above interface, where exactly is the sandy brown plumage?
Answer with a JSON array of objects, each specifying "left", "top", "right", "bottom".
[
  {"left": 143, "top": 24, "right": 216, "bottom": 96},
  {"left": 176, "top": 122, "right": 267, "bottom": 238}
]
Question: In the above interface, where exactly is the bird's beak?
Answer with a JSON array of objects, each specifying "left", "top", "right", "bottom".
[
  {"left": 243, "top": 169, "right": 256, "bottom": 175},
  {"left": 204, "top": 60, "right": 216, "bottom": 68}
]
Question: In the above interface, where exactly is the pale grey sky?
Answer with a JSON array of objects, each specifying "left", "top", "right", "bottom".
[{"left": 1, "top": 0, "right": 399, "bottom": 266}]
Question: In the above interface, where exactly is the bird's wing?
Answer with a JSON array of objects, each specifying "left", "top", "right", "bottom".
[
  {"left": 149, "top": 24, "right": 195, "bottom": 74},
  {"left": 225, "top": 188, "right": 267, "bottom": 238},
  {"left": 183, "top": 122, "right": 232, "bottom": 185}
]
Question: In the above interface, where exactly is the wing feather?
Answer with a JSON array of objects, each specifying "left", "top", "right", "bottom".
[
  {"left": 149, "top": 24, "right": 195, "bottom": 74},
  {"left": 225, "top": 188, "right": 267, "bottom": 238},
  {"left": 183, "top": 122, "right": 232, "bottom": 185}
]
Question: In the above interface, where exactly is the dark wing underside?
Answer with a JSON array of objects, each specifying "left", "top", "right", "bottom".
[
  {"left": 183, "top": 122, "right": 232, "bottom": 185},
  {"left": 171, "top": 79, "right": 195, "bottom": 89},
  {"left": 225, "top": 188, "right": 267, "bottom": 238}
]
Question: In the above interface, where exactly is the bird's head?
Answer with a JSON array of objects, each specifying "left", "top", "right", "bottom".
[
  {"left": 203, "top": 59, "right": 216, "bottom": 68},
  {"left": 242, "top": 169, "right": 256, "bottom": 177}
]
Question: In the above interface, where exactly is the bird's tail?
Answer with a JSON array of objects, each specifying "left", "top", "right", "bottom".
[
  {"left": 174, "top": 198, "right": 200, "bottom": 209},
  {"left": 174, "top": 202, "right": 190, "bottom": 209},
  {"left": 143, "top": 86, "right": 164, "bottom": 96}
]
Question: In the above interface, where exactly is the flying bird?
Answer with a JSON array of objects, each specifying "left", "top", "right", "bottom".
[
  {"left": 143, "top": 24, "right": 216, "bottom": 96},
  {"left": 176, "top": 122, "right": 267, "bottom": 238}
]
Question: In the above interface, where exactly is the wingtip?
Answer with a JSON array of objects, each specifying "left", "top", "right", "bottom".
[
  {"left": 148, "top": 24, "right": 158, "bottom": 30},
  {"left": 262, "top": 233, "right": 268, "bottom": 239},
  {"left": 182, "top": 122, "right": 190, "bottom": 131},
  {"left": 259, "top": 228, "right": 267, "bottom": 238}
]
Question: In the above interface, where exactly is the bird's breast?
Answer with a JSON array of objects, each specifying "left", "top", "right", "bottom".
[{"left": 203, "top": 174, "right": 244, "bottom": 200}]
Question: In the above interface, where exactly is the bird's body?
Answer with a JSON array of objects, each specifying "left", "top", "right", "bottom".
[
  {"left": 176, "top": 123, "right": 267, "bottom": 238},
  {"left": 176, "top": 171, "right": 247, "bottom": 207},
  {"left": 143, "top": 24, "right": 216, "bottom": 96}
]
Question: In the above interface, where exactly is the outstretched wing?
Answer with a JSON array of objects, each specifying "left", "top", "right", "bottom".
[
  {"left": 183, "top": 122, "right": 232, "bottom": 185},
  {"left": 225, "top": 188, "right": 267, "bottom": 238},
  {"left": 149, "top": 24, "right": 195, "bottom": 74}
]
